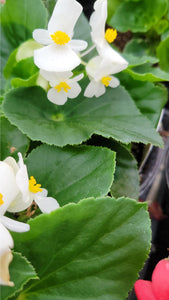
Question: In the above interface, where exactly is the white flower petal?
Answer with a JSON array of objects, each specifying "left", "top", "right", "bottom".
[
  {"left": 36, "top": 188, "right": 48, "bottom": 198},
  {"left": 96, "top": 57, "right": 121, "bottom": 79},
  {"left": 48, "top": 0, "right": 82, "bottom": 37},
  {"left": 89, "top": 0, "right": 128, "bottom": 74},
  {"left": 72, "top": 73, "right": 84, "bottom": 82},
  {"left": 33, "top": 29, "right": 52, "bottom": 45},
  {"left": 0, "top": 222, "right": 14, "bottom": 286},
  {"left": 3, "top": 156, "right": 19, "bottom": 175},
  {"left": 7, "top": 191, "right": 32, "bottom": 213},
  {"left": 67, "top": 81, "right": 81, "bottom": 99},
  {"left": 95, "top": 82, "right": 106, "bottom": 97},
  {"left": 0, "top": 162, "right": 19, "bottom": 216},
  {"left": 109, "top": 76, "right": 120, "bottom": 88},
  {"left": 35, "top": 195, "right": 60, "bottom": 213},
  {"left": 1, "top": 216, "right": 30, "bottom": 233},
  {"left": 86, "top": 56, "right": 102, "bottom": 79},
  {"left": 34, "top": 44, "right": 81, "bottom": 72},
  {"left": 86, "top": 55, "right": 127, "bottom": 82},
  {"left": 47, "top": 88, "right": 68, "bottom": 105},
  {"left": 69, "top": 39, "right": 87, "bottom": 51},
  {"left": 84, "top": 80, "right": 105, "bottom": 98},
  {"left": 16, "top": 153, "right": 29, "bottom": 203},
  {"left": 0, "top": 222, "right": 13, "bottom": 255},
  {"left": 0, "top": 250, "right": 14, "bottom": 287},
  {"left": 97, "top": 43, "right": 128, "bottom": 71},
  {"left": 40, "top": 69, "right": 73, "bottom": 86},
  {"left": 90, "top": 0, "right": 107, "bottom": 45}
]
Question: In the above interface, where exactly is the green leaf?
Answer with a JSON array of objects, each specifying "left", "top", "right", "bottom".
[
  {"left": 42, "top": 0, "right": 55, "bottom": 17},
  {"left": 4, "top": 40, "right": 42, "bottom": 79},
  {"left": 0, "top": 25, "right": 13, "bottom": 95},
  {"left": 13, "top": 197, "right": 151, "bottom": 300},
  {"left": 123, "top": 53, "right": 158, "bottom": 68},
  {"left": 0, "top": 0, "right": 48, "bottom": 48},
  {"left": 3, "top": 85, "right": 163, "bottom": 147},
  {"left": 26, "top": 144, "right": 115, "bottom": 206},
  {"left": 74, "top": 13, "right": 92, "bottom": 46},
  {"left": 11, "top": 57, "right": 39, "bottom": 80},
  {"left": 123, "top": 39, "right": 159, "bottom": 66},
  {"left": 126, "top": 63, "right": 169, "bottom": 82},
  {"left": 118, "top": 72, "right": 168, "bottom": 127},
  {"left": 109, "top": 0, "right": 168, "bottom": 32},
  {"left": 0, "top": 116, "right": 29, "bottom": 160},
  {"left": 155, "top": 19, "right": 169, "bottom": 35},
  {"left": 3, "top": 48, "right": 18, "bottom": 79},
  {"left": 0, "top": 252, "right": 37, "bottom": 300},
  {"left": 110, "top": 141, "right": 139, "bottom": 199},
  {"left": 157, "top": 35, "right": 169, "bottom": 72},
  {"left": 86, "top": 135, "right": 139, "bottom": 199},
  {"left": 11, "top": 73, "right": 39, "bottom": 89}
]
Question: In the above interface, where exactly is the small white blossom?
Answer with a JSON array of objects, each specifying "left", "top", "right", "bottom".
[
  {"left": 5, "top": 153, "right": 60, "bottom": 214},
  {"left": 33, "top": 0, "right": 87, "bottom": 72},
  {"left": 84, "top": 56, "right": 120, "bottom": 98},
  {"left": 0, "top": 161, "right": 30, "bottom": 287},
  {"left": 90, "top": 0, "right": 128, "bottom": 72},
  {"left": 40, "top": 70, "right": 83, "bottom": 105}
]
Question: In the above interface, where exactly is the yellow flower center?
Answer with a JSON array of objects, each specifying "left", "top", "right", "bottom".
[
  {"left": 0, "top": 193, "right": 4, "bottom": 206},
  {"left": 54, "top": 82, "right": 71, "bottom": 93},
  {"left": 29, "top": 176, "right": 42, "bottom": 193},
  {"left": 101, "top": 76, "right": 111, "bottom": 87},
  {"left": 50, "top": 31, "right": 70, "bottom": 45},
  {"left": 105, "top": 28, "right": 117, "bottom": 43}
]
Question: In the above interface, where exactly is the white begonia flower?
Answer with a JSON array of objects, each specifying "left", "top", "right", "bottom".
[
  {"left": 89, "top": 0, "right": 128, "bottom": 72},
  {"left": 84, "top": 55, "right": 120, "bottom": 98},
  {"left": 5, "top": 153, "right": 60, "bottom": 214},
  {"left": 33, "top": 0, "right": 87, "bottom": 72},
  {"left": 40, "top": 69, "right": 83, "bottom": 105},
  {"left": 0, "top": 162, "right": 30, "bottom": 287}
]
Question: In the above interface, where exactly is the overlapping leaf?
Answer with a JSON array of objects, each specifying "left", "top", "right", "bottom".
[
  {"left": 12, "top": 197, "right": 151, "bottom": 300},
  {"left": 3, "top": 85, "right": 163, "bottom": 147},
  {"left": 118, "top": 72, "right": 168, "bottom": 127},
  {"left": 157, "top": 34, "right": 169, "bottom": 72},
  {"left": 0, "top": 0, "right": 48, "bottom": 48},
  {"left": 0, "top": 116, "right": 29, "bottom": 160},
  {"left": 110, "top": 141, "right": 139, "bottom": 199},
  {"left": 109, "top": 0, "right": 168, "bottom": 32},
  {"left": 126, "top": 64, "right": 169, "bottom": 82},
  {"left": 26, "top": 144, "right": 115, "bottom": 206}
]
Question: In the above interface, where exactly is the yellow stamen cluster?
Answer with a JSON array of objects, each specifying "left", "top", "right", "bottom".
[
  {"left": 55, "top": 82, "right": 71, "bottom": 93},
  {"left": 29, "top": 176, "right": 42, "bottom": 193},
  {"left": 50, "top": 31, "right": 70, "bottom": 45},
  {"left": 0, "top": 193, "right": 4, "bottom": 206},
  {"left": 105, "top": 28, "right": 117, "bottom": 43},
  {"left": 101, "top": 76, "right": 111, "bottom": 87}
]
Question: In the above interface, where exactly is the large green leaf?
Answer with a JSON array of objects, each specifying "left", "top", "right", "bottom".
[
  {"left": 1, "top": 252, "right": 37, "bottom": 300},
  {"left": 86, "top": 135, "right": 139, "bottom": 199},
  {"left": 157, "top": 35, "right": 169, "bottom": 72},
  {"left": 13, "top": 197, "right": 151, "bottom": 300},
  {"left": 109, "top": 0, "right": 168, "bottom": 32},
  {"left": 0, "top": 25, "right": 13, "bottom": 95},
  {"left": 3, "top": 85, "right": 163, "bottom": 147},
  {"left": 0, "top": 116, "right": 29, "bottom": 160},
  {"left": 0, "top": 0, "right": 48, "bottom": 48},
  {"left": 110, "top": 141, "right": 139, "bottom": 199},
  {"left": 123, "top": 39, "right": 159, "bottom": 66},
  {"left": 118, "top": 72, "right": 168, "bottom": 127},
  {"left": 126, "top": 64, "right": 169, "bottom": 82},
  {"left": 26, "top": 144, "right": 115, "bottom": 206}
]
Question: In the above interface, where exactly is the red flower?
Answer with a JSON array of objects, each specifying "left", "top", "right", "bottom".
[{"left": 134, "top": 258, "right": 169, "bottom": 300}]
